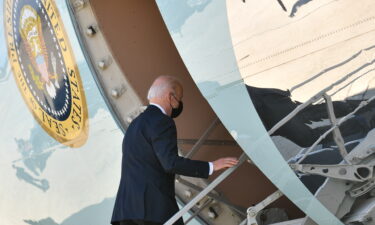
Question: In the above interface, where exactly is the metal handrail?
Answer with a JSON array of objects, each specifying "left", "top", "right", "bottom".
[
  {"left": 165, "top": 154, "right": 247, "bottom": 225},
  {"left": 323, "top": 94, "right": 348, "bottom": 161},
  {"left": 185, "top": 117, "right": 220, "bottom": 159},
  {"left": 296, "top": 95, "right": 375, "bottom": 164},
  {"left": 169, "top": 90, "right": 375, "bottom": 224},
  {"left": 240, "top": 76, "right": 375, "bottom": 224},
  {"left": 170, "top": 66, "right": 375, "bottom": 224},
  {"left": 175, "top": 117, "right": 244, "bottom": 223},
  {"left": 177, "top": 177, "right": 246, "bottom": 216},
  {"left": 268, "top": 64, "right": 373, "bottom": 136},
  {"left": 185, "top": 198, "right": 213, "bottom": 224}
]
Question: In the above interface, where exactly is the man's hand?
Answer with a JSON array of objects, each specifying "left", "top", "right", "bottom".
[{"left": 212, "top": 157, "right": 239, "bottom": 172}]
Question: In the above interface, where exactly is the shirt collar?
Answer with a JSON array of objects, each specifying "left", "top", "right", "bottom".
[{"left": 149, "top": 103, "right": 167, "bottom": 115}]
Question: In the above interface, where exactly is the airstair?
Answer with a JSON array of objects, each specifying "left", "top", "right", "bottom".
[{"left": 165, "top": 55, "right": 375, "bottom": 224}]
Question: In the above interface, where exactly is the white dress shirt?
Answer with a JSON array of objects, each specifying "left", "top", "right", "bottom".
[
  {"left": 149, "top": 103, "right": 214, "bottom": 175},
  {"left": 150, "top": 103, "right": 167, "bottom": 115}
]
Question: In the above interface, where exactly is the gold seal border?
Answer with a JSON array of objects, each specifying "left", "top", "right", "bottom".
[{"left": 4, "top": 0, "right": 89, "bottom": 148}]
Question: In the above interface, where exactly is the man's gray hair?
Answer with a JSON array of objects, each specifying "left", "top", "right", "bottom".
[{"left": 147, "top": 76, "right": 181, "bottom": 100}]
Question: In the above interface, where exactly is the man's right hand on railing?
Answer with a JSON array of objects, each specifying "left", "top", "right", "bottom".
[{"left": 212, "top": 157, "right": 239, "bottom": 172}]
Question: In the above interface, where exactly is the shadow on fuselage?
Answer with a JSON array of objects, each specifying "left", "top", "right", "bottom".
[{"left": 24, "top": 197, "right": 115, "bottom": 225}]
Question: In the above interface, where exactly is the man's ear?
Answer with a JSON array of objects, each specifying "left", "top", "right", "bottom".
[
  {"left": 164, "top": 92, "right": 172, "bottom": 105},
  {"left": 169, "top": 91, "right": 174, "bottom": 97}
]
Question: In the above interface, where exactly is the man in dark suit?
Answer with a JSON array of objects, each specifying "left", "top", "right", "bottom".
[{"left": 111, "top": 76, "right": 238, "bottom": 225}]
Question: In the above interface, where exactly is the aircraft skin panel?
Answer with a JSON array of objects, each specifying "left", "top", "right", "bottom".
[
  {"left": 155, "top": 0, "right": 344, "bottom": 224},
  {"left": 0, "top": 0, "right": 123, "bottom": 224},
  {"left": 228, "top": 0, "right": 375, "bottom": 103}
]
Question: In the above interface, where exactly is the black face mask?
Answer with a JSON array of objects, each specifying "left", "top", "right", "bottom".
[{"left": 171, "top": 101, "right": 183, "bottom": 118}]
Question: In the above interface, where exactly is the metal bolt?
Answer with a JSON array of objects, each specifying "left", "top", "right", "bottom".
[
  {"left": 208, "top": 211, "right": 216, "bottom": 219},
  {"left": 248, "top": 208, "right": 257, "bottom": 217},
  {"left": 98, "top": 60, "right": 106, "bottom": 70},
  {"left": 184, "top": 190, "right": 192, "bottom": 198},
  {"left": 363, "top": 216, "right": 372, "bottom": 222},
  {"left": 86, "top": 25, "right": 97, "bottom": 37},
  {"left": 73, "top": 0, "right": 85, "bottom": 11},
  {"left": 111, "top": 89, "right": 120, "bottom": 98},
  {"left": 351, "top": 157, "right": 360, "bottom": 163},
  {"left": 339, "top": 168, "right": 347, "bottom": 175},
  {"left": 97, "top": 56, "right": 112, "bottom": 70},
  {"left": 208, "top": 207, "right": 218, "bottom": 219}
]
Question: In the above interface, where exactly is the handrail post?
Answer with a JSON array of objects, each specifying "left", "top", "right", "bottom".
[
  {"left": 185, "top": 117, "right": 220, "bottom": 159},
  {"left": 323, "top": 94, "right": 349, "bottom": 161},
  {"left": 184, "top": 198, "right": 213, "bottom": 224},
  {"left": 296, "top": 95, "right": 375, "bottom": 164},
  {"left": 176, "top": 177, "right": 246, "bottom": 216}
]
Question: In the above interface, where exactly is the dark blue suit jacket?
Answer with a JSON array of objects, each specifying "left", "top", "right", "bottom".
[{"left": 111, "top": 105, "right": 210, "bottom": 225}]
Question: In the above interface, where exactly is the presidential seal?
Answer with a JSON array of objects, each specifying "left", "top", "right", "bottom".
[{"left": 4, "top": 0, "right": 88, "bottom": 147}]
